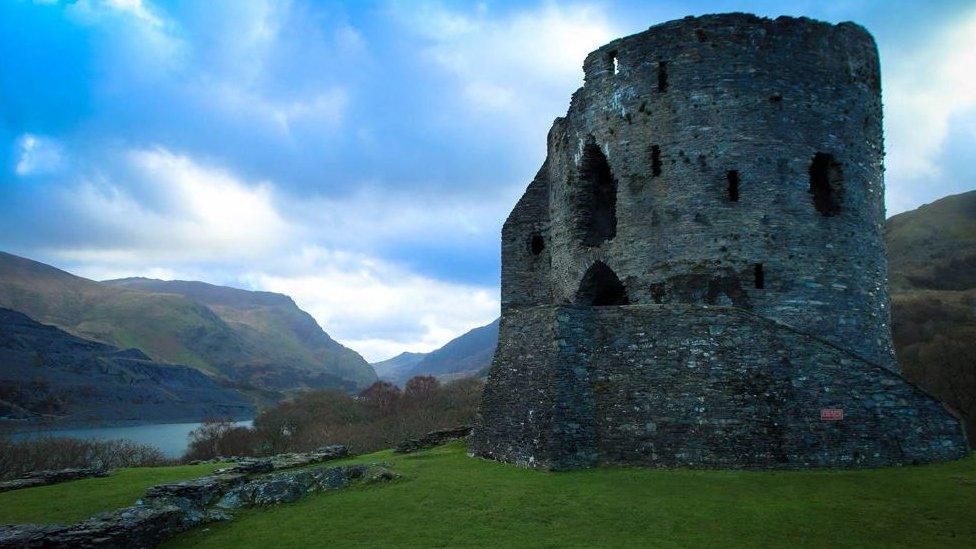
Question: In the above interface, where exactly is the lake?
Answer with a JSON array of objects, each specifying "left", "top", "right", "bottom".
[{"left": 10, "top": 420, "right": 254, "bottom": 459}]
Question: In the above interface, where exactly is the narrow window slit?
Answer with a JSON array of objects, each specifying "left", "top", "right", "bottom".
[
  {"left": 657, "top": 61, "right": 668, "bottom": 92},
  {"left": 530, "top": 233, "right": 545, "bottom": 255},
  {"left": 726, "top": 170, "right": 740, "bottom": 202},
  {"left": 754, "top": 263, "right": 765, "bottom": 290},
  {"left": 651, "top": 145, "right": 662, "bottom": 177},
  {"left": 809, "top": 152, "right": 843, "bottom": 216}
]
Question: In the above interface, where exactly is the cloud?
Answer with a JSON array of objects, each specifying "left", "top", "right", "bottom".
[
  {"left": 241, "top": 246, "right": 499, "bottom": 362},
  {"left": 14, "top": 134, "right": 64, "bottom": 176},
  {"left": 56, "top": 148, "right": 293, "bottom": 263},
  {"left": 395, "top": 2, "right": 618, "bottom": 115},
  {"left": 883, "top": 7, "right": 976, "bottom": 211}
]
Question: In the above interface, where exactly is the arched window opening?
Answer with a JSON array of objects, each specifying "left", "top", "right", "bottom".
[
  {"left": 727, "top": 170, "right": 740, "bottom": 202},
  {"left": 576, "top": 262, "right": 630, "bottom": 306},
  {"left": 809, "top": 153, "right": 843, "bottom": 216},
  {"left": 578, "top": 142, "right": 617, "bottom": 246},
  {"left": 530, "top": 233, "right": 545, "bottom": 256},
  {"left": 754, "top": 263, "right": 765, "bottom": 290}
]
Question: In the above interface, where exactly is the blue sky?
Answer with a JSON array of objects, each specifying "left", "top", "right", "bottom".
[{"left": 1, "top": 0, "right": 974, "bottom": 361}]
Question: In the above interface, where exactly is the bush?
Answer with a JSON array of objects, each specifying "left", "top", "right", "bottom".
[
  {"left": 0, "top": 436, "right": 168, "bottom": 480},
  {"left": 182, "top": 376, "right": 484, "bottom": 460}
]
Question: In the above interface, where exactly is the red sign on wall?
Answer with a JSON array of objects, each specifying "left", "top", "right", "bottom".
[{"left": 821, "top": 408, "right": 844, "bottom": 421}]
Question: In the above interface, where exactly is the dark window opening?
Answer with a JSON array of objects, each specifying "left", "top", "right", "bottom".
[
  {"left": 657, "top": 61, "right": 668, "bottom": 92},
  {"left": 695, "top": 28, "right": 708, "bottom": 42},
  {"left": 651, "top": 145, "right": 662, "bottom": 177},
  {"left": 529, "top": 233, "right": 545, "bottom": 255},
  {"left": 754, "top": 263, "right": 765, "bottom": 290},
  {"left": 809, "top": 152, "right": 844, "bottom": 216},
  {"left": 578, "top": 142, "right": 617, "bottom": 246},
  {"left": 727, "top": 170, "right": 740, "bottom": 202},
  {"left": 604, "top": 50, "right": 618, "bottom": 75},
  {"left": 576, "top": 261, "right": 630, "bottom": 306}
]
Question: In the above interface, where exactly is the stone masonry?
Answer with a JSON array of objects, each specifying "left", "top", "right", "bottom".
[{"left": 469, "top": 13, "right": 970, "bottom": 469}]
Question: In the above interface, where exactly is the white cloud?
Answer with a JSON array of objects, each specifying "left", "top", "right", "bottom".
[
  {"left": 57, "top": 147, "right": 293, "bottom": 263},
  {"left": 241, "top": 246, "right": 499, "bottom": 362},
  {"left": 14, "top": 134, "right": 64, "bottom": 176},
  {"left": 396, "top": 2, "right": 617, "bottom": 114},
  {"left": 884, "top": 8, "right": 976, "bottom": 212},
  {"left": 103, "top": 0, "right": 163, "bottom": 27}
]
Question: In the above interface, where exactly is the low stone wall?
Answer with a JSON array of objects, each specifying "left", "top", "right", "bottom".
[
  {"left": 395, "top": 427, "right": 472, "bottom": 454},
  {"left": 0, "top": 468, "right": 109, "bottom": 493},
  {"left": 471, "top": 304, "right": 969, "bottom": 469},
  {"left": 0, "top": 445, "right": 400, "bottom": 548}
]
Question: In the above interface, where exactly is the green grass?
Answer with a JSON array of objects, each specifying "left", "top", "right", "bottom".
[
  {"left": 0, "top": 462, "right": 227, "bottom": 524},
  {"left": 164, "top": 443, "right": 976, "bottom": 548},
  {"left": 4, "top": 445, "right": 974, "bottom": 547}
]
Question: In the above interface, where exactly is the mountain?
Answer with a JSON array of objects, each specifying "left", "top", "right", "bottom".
[
  {"left": 371, "top": 352, "right": 425, "bottom": 383},
  {"left": 886, "top": 191, "right": 976, "bottom": 441},
  {"left": 374, "top": 319, "right": 499, "bottom": 385},
  {"left": 0, "top": 252, "right": 375, "bottom": 398},
  {"left": 0, "top": 308, "right": 252, "bottom": 424},
  {"left": 103, "top": 278, "right": 375, "bottom": 390}
]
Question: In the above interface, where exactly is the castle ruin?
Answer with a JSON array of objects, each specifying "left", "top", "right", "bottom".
[{"left": 470, "top": 13, "right": 969, "bottom": 469}]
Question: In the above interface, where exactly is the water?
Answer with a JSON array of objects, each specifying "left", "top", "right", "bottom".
[{"left": 10, "top": 420, "right": 253, "bottom": 459}]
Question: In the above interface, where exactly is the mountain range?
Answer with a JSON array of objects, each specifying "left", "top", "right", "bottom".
[
  {"left": 372, "top": 319, "right": 499, "bottom": 386},
  {"left": 0, "top": 252, "right": 376, "bottom": 419}
]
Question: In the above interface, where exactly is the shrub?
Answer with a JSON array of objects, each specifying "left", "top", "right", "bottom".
[
  {"left": 0, "top": 436, "right": 168, "bottom": 480},
  {"left": 182, "top": 376, "right": 484, "bottom": 460}
]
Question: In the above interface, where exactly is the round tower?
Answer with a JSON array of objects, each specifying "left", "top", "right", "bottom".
[
  {"left": 505, "top": 13, "right": 892, "bottom": 367},
  {"left": 476, "top": 13, "right": 968, "bottom": 470}
]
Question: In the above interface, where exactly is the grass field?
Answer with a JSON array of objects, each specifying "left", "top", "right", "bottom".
[
  {"left": 3, "top": 444, "right": 974, "bottom": 547},
  {"left": 0, "top": 462, "right": 226, "bottom": 524}
]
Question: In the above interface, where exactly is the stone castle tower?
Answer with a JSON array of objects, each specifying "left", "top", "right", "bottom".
[{"left": 470, "top": 13, "right": 968, "bottom": 469}]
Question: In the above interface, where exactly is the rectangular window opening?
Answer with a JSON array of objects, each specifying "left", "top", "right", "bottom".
[
  {"left": 754, "top": 263, "right": 765, "bottom": 290},
  {"left": 727, "top": 170, "right": 740, "bottom": 202}
]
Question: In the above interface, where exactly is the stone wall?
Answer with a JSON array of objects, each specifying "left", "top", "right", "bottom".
[{"left": 470, "top": 305, "right": 969, "bottom": 469}]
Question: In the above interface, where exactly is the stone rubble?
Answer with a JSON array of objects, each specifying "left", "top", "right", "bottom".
[{"left": 0, "top": 444, "right": 401, "bottom": 548}]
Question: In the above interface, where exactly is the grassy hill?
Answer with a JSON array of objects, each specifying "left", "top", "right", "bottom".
[
  {"left": 886, "top": 191, "right": 976, "bottom": 441},
  {"left": 104, "top": 278, "right": 375, "bottom": 390},
  {"left": 0, "top": 252, "right": 375, "bottom": 401},
  {"left": 1, "top": 442, "right": 973, "bottom": 547}
]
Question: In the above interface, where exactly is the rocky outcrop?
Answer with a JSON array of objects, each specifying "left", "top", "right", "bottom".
[
  {"left": 395, "top": 427, "right": 472, "bottom": 454},
  {"left": 0, "top": 307, "right": 252, "bottom": 424},
  {"left": 0, "top": 468, "right": 109, "bottom": 493}
]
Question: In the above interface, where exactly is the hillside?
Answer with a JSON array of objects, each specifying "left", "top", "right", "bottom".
[
  {"left": 103, "top": 278, "right": 375, "bottom": 390},
  {"left": 886, "top": 191, "right": 976, "bottom": 441},
  {"left": 370, "top": 352, "right": 425, "bottom": 383},
  {"left": 374, "top": 319, "right": 499, "bottom": 385},
  {"left": 0, "top": 308, "right": 252, "bottom": 424},
  {"left": 0, "top": 252, "right": 375, "bottom": 398}
]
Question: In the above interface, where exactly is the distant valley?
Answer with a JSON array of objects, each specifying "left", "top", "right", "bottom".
[{"left": 372, "top": 319, "right": 499, "bottom": 386}]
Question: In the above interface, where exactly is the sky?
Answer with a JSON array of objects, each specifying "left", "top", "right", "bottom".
[{"left": 1, "top": 0, "right": 974, "bottom": 362}]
